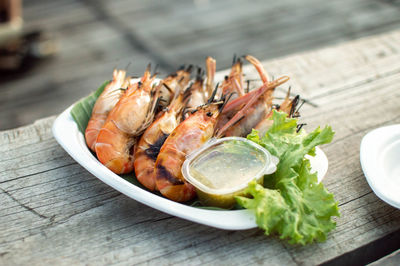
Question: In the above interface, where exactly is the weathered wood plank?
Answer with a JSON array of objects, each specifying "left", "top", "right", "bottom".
[
  {"left": 1, "top": 30, "right": 400, "bottom": 265},
  {"left": 110, "top": 0, "right": 400, "bottom": 67},
  {"left": 2, "top": 0, "right": 400, "bottom": 130},
  {"left": 0, "top": 18, "right": 169, "bottom": 130}
]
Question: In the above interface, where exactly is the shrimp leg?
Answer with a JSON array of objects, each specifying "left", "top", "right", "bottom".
[{"left": 215, "top": 76, "right": 290, "bottom": 138}]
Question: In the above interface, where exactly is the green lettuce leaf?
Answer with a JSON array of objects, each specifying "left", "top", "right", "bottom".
[
  {"left": 70, "top": 80, "right": 110, "bottom": 133},
  {"left": 237, "top": 110, "right": 339, "bottom": 245}
]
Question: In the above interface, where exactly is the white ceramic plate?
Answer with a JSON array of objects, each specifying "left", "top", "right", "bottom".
[
  {"left": 360, "top": 124, "right": 400, "bottom": 209},
  {"left": 52, "top": 105, "right": 329, "bottom": 230}
]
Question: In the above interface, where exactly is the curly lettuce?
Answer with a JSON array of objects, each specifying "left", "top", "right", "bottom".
[{"left": 236, "top": 110, "right": 339, "bottom": 245}]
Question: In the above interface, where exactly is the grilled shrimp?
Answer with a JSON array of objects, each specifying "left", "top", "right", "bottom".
[
  {"left": 215, "top": 55, "right": 272, "bottom": 136},
  {"left": 95, "top": 67, "right": 158, "bottom": 174},
  {"left": 220, "top": 56, "right": 245, "bottom": 100},
  {"left": 158, "top": 65, "right": 192, "bottom": 108},
  {"left": 85, "top": 70, "right": 130, "bottom": 151},
  {"left": 155, "top": 100, "right": 224, "bottom": 202},
  {"left": 134, "top": 90, "right": 189, "bottom": 191},
  {"left": 255, "top": 91, "right": 300, "bottom": 137},
  {"left": 187, "top": 68, "right": 207, "bottom": 109},
  {"left": 222, "top": 55, "right": 270, "bottom": 113},
  {"left": 216, "top": 76, "right": 290, "bottom": 137}
]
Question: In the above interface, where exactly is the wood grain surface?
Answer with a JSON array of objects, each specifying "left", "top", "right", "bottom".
[
  {"left": 1, "top": 30, "right": 400, "bottom": 265},
  {"left": 1, "top": 0, "right": 400, "bottom": 130}
]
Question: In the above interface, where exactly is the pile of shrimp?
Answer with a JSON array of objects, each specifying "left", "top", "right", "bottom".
[{"left": 85, "top": 55, "right": 301, "bottom": 202}]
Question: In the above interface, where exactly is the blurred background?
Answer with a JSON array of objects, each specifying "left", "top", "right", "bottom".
[{"left": 1, "top": 0, "right": 400, "bottom": 130}]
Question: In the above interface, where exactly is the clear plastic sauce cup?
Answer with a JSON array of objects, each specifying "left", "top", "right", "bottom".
[{"left": 182, "top": 137, "right": 278, "bottom": 208}]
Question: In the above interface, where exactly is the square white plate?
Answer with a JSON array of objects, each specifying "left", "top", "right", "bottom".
[{"left": 52, "top": 105, "right": 328, "bottom": 230}]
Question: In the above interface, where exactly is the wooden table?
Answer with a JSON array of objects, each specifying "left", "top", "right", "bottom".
[
  {"left": 3, "top": 0, "right": 400, "bottom": 131},
  {"left": 1, "top": 30, "right": 400, "bottom": 265}
]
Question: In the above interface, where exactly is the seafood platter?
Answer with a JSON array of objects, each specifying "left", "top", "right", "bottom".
[{"left": 53, "top": 55, "right": 339, "bottom": 245}]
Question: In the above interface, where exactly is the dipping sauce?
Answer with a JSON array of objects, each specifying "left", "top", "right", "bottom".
[
  {"left": 189, "top": 141, "right": 267, "bottom": 190},
  {"left": 182, "top": 137, "right": 278, "bottom": 208}
]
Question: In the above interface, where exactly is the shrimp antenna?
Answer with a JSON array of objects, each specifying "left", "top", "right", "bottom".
[
  {"left": 286, "top": 86, "right": 292, "bottom": 98},
  {"left": 290, "top": 95, "right": 301, "bottom": 118},
  {"left": 186, "top": 64, "right": 194, "bottom": 73},
  {"left": 153, "top": 96, "right": 163, "bottom": 114},
  {"left": 232, "top": 54, "right": 237, "bottom": 66},
  {"left": 295, "top": 96, "right": 304, "bottom": 112},
  {"left": 181, "top": 93, "right": 195, "bottom": 120},
  {"left": 296, "top": 98, "right": 305, "bottom": 113},
  {"left": 197, "top": 69, "right": 205, "bottom": 82},
  {"left": 178, "top": 76, "right": 185, "bottom": 84},
  {"left": 207, "top": 83, "right": 220, "bottom": 104},
  {"left": 297, "top": 123, "right": 307, "bottom": 133},
  {"left": 162, "top": 82, "right": 173, "bottom": 94},
  {"left": 183, "top": 85, "right": 192, "bottom": 102},
  {"left": 184, "top": 82, "right": 194, "bottom": 94},
  {"left": 124, "top": 62, "right": 132, "bottom": 71},
  {"left": 218, "top": 92, "right": 235, "bottom": 113},
  {"left": 153, "top": 64, "right": 160, "bottom": 76},
  {"left": 146, "top": 63, "right": 152, "bottom": 73},
  {"left": 246, "top": 80, "right": 251, "bottom": 93}
]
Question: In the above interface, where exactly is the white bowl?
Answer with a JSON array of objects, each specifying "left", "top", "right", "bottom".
[
  {"left": 360, "top": 124, "right": 400, "bottom": 209},
  {"left": 53, "top": 105, "right": 329, "bottom": 230}
]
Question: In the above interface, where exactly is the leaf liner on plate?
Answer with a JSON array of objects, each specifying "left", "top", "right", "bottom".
[{"left": 70, "top": 81, "right": 340, "bottom": 244}]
